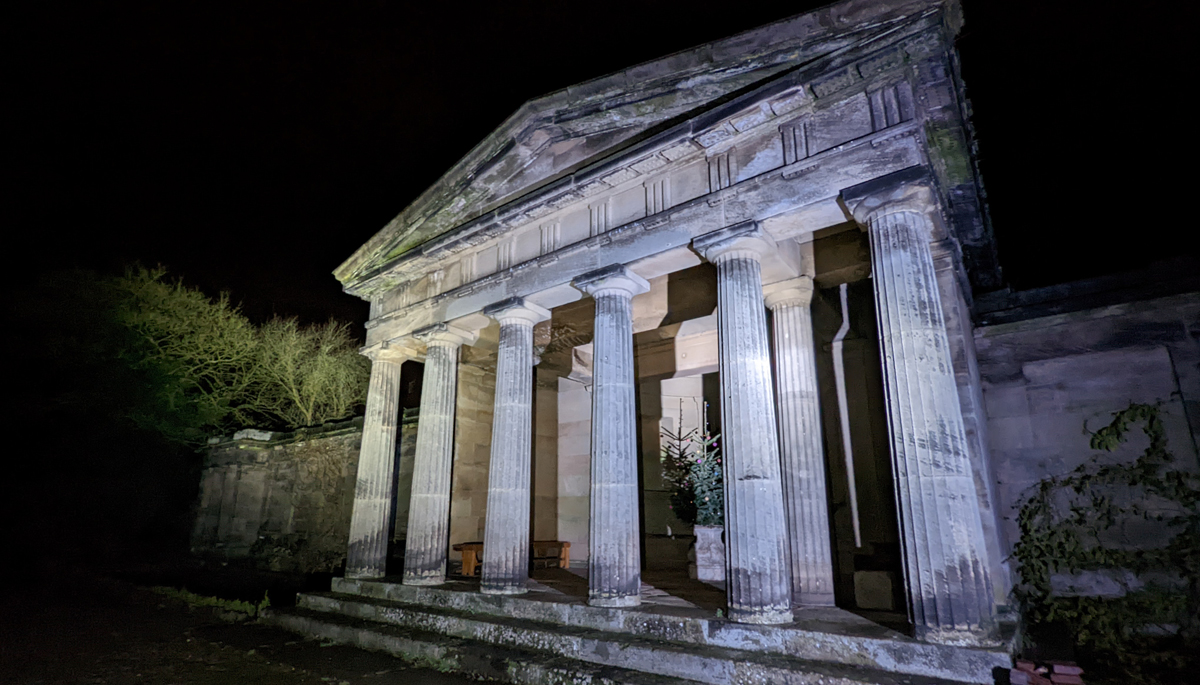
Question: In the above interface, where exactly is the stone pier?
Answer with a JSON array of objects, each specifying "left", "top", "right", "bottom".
[
  {"left": 480, "top": 297, "right": 550, "bottom": 595},
  {"left": 765, "top": 276, "right": 836, "bottom": 607},
  {"left": 694, "top": 223, "right": 793, "bottom": 625},
  {"left": 574, "top": 264, "right": 649, "bottom": 607}
]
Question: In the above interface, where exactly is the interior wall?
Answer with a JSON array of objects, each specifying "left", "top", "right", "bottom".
[
  {"left": 811, "top": 280, "right": 904, "bottom": 612},
  {"left": 557, "top": 376, "right": 591, "bottom": 565},
  {"left": 533, "top": 368, "right": 559, "bottom": 541},
  {"left": 447, "top": 361, "right": 496, "bottom": 560}
]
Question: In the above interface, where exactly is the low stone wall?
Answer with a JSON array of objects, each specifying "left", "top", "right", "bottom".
[{"left": 191, "top": 416, "right": 419, "bottom": 574}]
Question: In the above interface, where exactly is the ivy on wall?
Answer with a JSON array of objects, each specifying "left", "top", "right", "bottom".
[{"left": 1011, "top": 403, "right": 1199, "bottom": 684}]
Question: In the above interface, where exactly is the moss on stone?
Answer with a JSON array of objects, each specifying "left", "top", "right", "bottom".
[{"left": 925, "top": 122, "right": 972, "bottom": 187}]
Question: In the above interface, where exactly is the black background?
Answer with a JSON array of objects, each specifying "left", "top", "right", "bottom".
[{"left": 9, "top": 0, "right": 1194, "bottom": 328}]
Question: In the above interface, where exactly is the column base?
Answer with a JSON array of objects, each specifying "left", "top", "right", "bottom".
[
  {"left": 588, "top": 594, "right": 641, "bottom": 608},
  {"left": 402, "top": 574, "right": 446, "bottom": 587},
  {"left": 728, "top": 604, "right": 794, "bottom": 625},
  {"left": 481, "top": 582, "right": 530, "bottom": 596},
  {"left": 344, "top": 568, "right": 385, "bottom": 581},
  {"left": 913, "top": 624, "right": 1001, "bottom": 648},
  {"left": 794, "top": 591, "right": 836, "bottom": 607}
]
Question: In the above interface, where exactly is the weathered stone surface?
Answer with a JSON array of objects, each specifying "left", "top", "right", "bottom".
[
  {"left": 480, "top": 297, "right": 551, "bottom": 594},
  {"left": 974, "top": 293, "right": 1200, "bottom": 568},
  {"left": 766, "top": 276, "right": 836, "bottom": 607},
  {"left": 692, "top": 525, "right": 726, "bottom": 582},
  {"left": 280, "top": 578, "right": 1011, "bottom": 684},
  {"left": 403, "top": 323, "right": 478, "bottom": 586},
  {"left": 694, "top": 222, "right": 793, "bottom": 625},
  {"left": 574, "top": 264, "right": 650, "bottom": 607},
  {"left": 449, "top": 361, "right": 496, "bottom": 555},
  {"left": 193, "top": 418, "right": 373, "bottom": 573},
  {"left": 845, "top": 179, "right": 995, "bottom": 645},
  {"left": 346, "top": 355, "right": 406, "bottom": 579}
]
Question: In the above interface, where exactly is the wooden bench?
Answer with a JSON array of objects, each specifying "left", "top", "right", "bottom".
[{"left": 452, "top": 540, "right": 570, "bottom": 576}]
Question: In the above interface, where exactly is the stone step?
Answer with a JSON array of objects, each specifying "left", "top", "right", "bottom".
[
  {"left": 267, "top": 606, "right": 699, "bottom": 684},
  {"left": 284, "top": 590, "right": 989, "bottom": 685},
  {"left": 327, "top": 578, "right": 1009, "bottom": 684}
]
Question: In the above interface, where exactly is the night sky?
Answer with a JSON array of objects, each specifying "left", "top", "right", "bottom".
[{"left": 10, "top": 0, "right": 1194, "bottom": 330}]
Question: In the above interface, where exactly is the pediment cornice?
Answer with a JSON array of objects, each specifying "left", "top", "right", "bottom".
[{"left": 335, "top": 0, "right": 957, "bottom": 294}]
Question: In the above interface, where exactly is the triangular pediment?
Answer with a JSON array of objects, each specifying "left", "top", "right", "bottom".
[{"left": 335, "top": 0, "right": 950, "bottom": 290}]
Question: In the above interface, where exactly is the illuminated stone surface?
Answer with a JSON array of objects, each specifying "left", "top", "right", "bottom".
[
  {"left": 765, "top": 276, "right": 836, "bottom": 607},
  {"left": 573, "top": 264, "right": 649, "bottom": 607},
  {"left": 345, "top": 352, "right": 407, "bottom": 579},
  {"left": 693, "top": 223, "right": 793, "bottom": 625},
  {"left": 326, "top": 0, "right": 1036, "bottom": 665},
  {"left": 844, "top": 177, "right": 996, "bottom": 645},
  {"left": 403, "top": 323, "right": 478, "bottom": 586},
  {"left": 480, "top": 297, "right": 550, "bottom": 595}
]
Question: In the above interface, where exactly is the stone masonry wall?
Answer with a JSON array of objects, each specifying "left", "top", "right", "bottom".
[
  {"left": 192, "top": 416, "right": 418, "bottom": 574},
  {"left": 975, "top": 292, "right": 1200, "bottom": 569}
]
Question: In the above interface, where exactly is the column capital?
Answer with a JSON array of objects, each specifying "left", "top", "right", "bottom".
[
  {"left": 763, "top": 276, "right": 814, "bottom": 310},
  {"left": 483, "top": 296, "right": 552, "bottom": 327},
  {"left": 692, "top": 221, "right": 776, "bottom": 264},
  {"left": 412, "top": 321, "right": 479, "bottom": 348},
  {"left": 840, "top": 166, "right": 937, "bottom": 226},
  {"left": 572, "top": 264, "right": 650, "bottom": 299},
  {"left": 360, "top": 338, "right": 420, "bottom": 363}
]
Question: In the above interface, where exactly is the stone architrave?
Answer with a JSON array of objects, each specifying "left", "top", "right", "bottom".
[
  {"left": 845, "top": 175, "right": 996, "bottom": 645},
  {"left": 573, "top": 264, "right": 650, "bottom": 608},
  {"left": 693, "top": 222, "right": 794, "bottom": 625},
  {"left": 480, "top": 297, "right": 551, "bottom": 595},
  {"left": 345, "top": 343, "right": 414, "bottom": 579},
  {"left": 402, "top": 323, "right": 478, "bottom": 586},
  {"left": 765, "top": 276, "right": 836, "bottom": 607}
]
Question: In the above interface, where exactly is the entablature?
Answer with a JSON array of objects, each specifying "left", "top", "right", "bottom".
[{"left": 356, "top": 9, "right": 983, "bottom": 350}]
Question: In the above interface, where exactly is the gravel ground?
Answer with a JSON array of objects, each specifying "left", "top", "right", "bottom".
[{"left": 0, "top": 573, "right": 484, "bottom": 685}]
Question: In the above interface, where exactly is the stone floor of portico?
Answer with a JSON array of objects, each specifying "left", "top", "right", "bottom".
[{"left": 445, "top": 566, "right": 913, "bottom": 634}]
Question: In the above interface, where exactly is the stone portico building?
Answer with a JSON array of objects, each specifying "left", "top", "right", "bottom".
[
  {"left": 262, "top": 0, "right": 1199, "bottom": 678},
  {"left": 333, "top": 0, "right": 1002, "bottom": 648}
]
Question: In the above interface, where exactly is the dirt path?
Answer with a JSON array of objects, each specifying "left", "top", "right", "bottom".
[{"left": 0, "top": 575, "right": 483, "bottom": 685}]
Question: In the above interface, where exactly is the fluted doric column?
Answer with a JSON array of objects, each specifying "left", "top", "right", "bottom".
[
  {"left": 480, "top": 297, "right": 551, "bottom": 595},
  {"left": 846, "top": 176, "right": 996, "bottom": 645},
  {"left": 403, "top": 323, "right": 478, "bottom": 586},
  {"left": 693, "top": 222, "right": 793, "bottom": 625},
  {"left": 573, "top": 264, "right": 649, "bottom": 607},
  {"left": 346, "top": 344, "right": 412, "bottom": 579},
  {"left": 765, "top": 277, "right": 835, "bottom": 607}
]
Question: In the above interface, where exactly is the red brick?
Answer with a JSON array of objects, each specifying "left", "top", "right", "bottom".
[
  {"left": 1016, "top": 660, "right": 1038, "bottom": 672},
  {"left": 1050, "top": 675, "right": 1083, "bottom": 685}
]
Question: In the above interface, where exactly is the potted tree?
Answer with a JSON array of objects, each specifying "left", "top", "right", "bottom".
[{"left": 660, "top": 404, "right": 724, "bottom": 582}]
